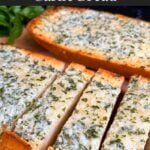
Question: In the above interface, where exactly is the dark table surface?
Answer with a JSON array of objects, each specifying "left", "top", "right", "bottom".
[{"left": 87, "top": 6, "right": 150, "bottom": 21}]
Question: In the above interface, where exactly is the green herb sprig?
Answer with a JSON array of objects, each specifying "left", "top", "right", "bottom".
[{"left": 0, "top": 6, "right": 45, "bottom": 44}]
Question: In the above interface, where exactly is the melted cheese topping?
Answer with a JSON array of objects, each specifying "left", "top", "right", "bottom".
[
  {"left": 103, "top": 76, "right": 150, "bottom": 150},
  {"left": 54, "top": 71, "right": 123, "bottom": 150},
  {"left": 35, "top": 8, "right": 150, "bottom": 70},
  {"left": 14, "top": 65, "right": 92, "bottom": 150},
  {"left": 0, "top": 45, "right": 63, "bottom": 133}
]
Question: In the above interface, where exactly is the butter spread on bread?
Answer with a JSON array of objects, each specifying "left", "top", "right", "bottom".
[
  {"left": 14, "top": 63, "right": 94, "bottom": 150},
  {"left": 53, "top": 69, "right": 124, "bottom": 150},
  {"left": 103, "top": 76, "right": 150, "bottom": 150},
  {"left": 0, "top": 45, "right": 65, "bottom": 134}
]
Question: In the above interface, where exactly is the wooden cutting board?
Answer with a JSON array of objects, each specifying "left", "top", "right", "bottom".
[{"left": 0, "top": 28, "right": 56, "bottom": 58}]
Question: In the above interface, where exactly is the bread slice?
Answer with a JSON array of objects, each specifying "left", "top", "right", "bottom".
[
  {"left": 0, "top": 45, "right": 65, "bottom": 134},
  {"left": 102, "top": 76, "right": 150, "bottom": 150},
  {"left": 53, "top": 69, "right": 124, "bottom": 150},
  {"left": 27, "top": 6, "right": 150, "bottom": 78},
  {"left": 3, "top": 63, "right": 94, "bottom": 150}
]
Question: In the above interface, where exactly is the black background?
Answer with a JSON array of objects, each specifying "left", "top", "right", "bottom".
[
  {"left": 90, "top": 6, "right": 150, "bottom": 21},
  {"left": 1, "top": 0, "right": 150, "bottom": 6}
]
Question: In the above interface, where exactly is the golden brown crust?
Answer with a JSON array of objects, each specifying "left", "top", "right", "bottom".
[
  {"left": 67, "top": 62, "right": 86, "bottom": 71},
  {"left": 27, "top": 6, "right": 150, "bottom": 78},
  {"left": 97, "top": 67, "right": 124, "bottom": 80},
  {"left": 65, "top": 62, "right": 94, "bottom": 83},
  {"left": 97, "top": 68, "right": 125, "bottom": 88},
  {"left": 67, "top": 62, "right": 95, "bottom": 80},
  {"left": 0, "top": 131, "right": 31, "bottom": 150},
  {"left": 47, "top": 147, "right": 54, "bottom": 150},
  {"left": 83, "top": 69, "right": 95, "bottom": 77},
  {"left": 97, "top": 67, "right": 119, "bottom": 77}
]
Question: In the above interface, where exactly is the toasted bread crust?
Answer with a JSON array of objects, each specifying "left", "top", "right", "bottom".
[
  {"left": 0, "top": 131, "right": 31, "bottom": 150},
  {"left": 67, "top": 62, "right": 95, "bottom": 81},
  {"left": 47, "top": 147, "right": 54, "bottom": 150},
  {"left": 67, "top": 62, "right": 86, "bottom": 71},
  {"left": 27, "top": 7, "right": 150, "bottom": 78},
  {"left": 97, "top": 67, "right": 124, "bottom": 80},
  {"left": 97, "top": 68, "right": 125, "bottom": 87},
  {"left": 0, "top": 131, "right": 55, "bottom": 150}
]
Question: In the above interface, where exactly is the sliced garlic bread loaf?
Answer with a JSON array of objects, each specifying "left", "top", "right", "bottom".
[
  {"left": 102, "top": 76, "right": 150, "bottom": 150},
  {"left": 27, "top": 7, "right": 150, "bottom": 78},
  {"left": 6, "top": 63, "right": 94, "bottom": 150},
  {"left": 53, "top": 69, "right": 124, "bottom": 150},
  {"left": 0, "top": 45, "right": 65, "bottom": 134}
]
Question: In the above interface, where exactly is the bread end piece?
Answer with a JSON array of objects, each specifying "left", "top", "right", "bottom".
[
  {"left": 27, "top": 7, "right": 150, "bottom": 78},
  {"left": 0, "top": 131, "right": 31, "bottom": 150}
]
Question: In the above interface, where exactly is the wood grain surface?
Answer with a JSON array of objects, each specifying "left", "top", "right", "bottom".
[{"left": 0, "top": 28, "right": 57, "bottom": 59}]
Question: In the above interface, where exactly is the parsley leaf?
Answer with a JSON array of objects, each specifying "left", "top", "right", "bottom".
[{"left": 0, "top": 6, "right": 45, "bottom": 44}]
